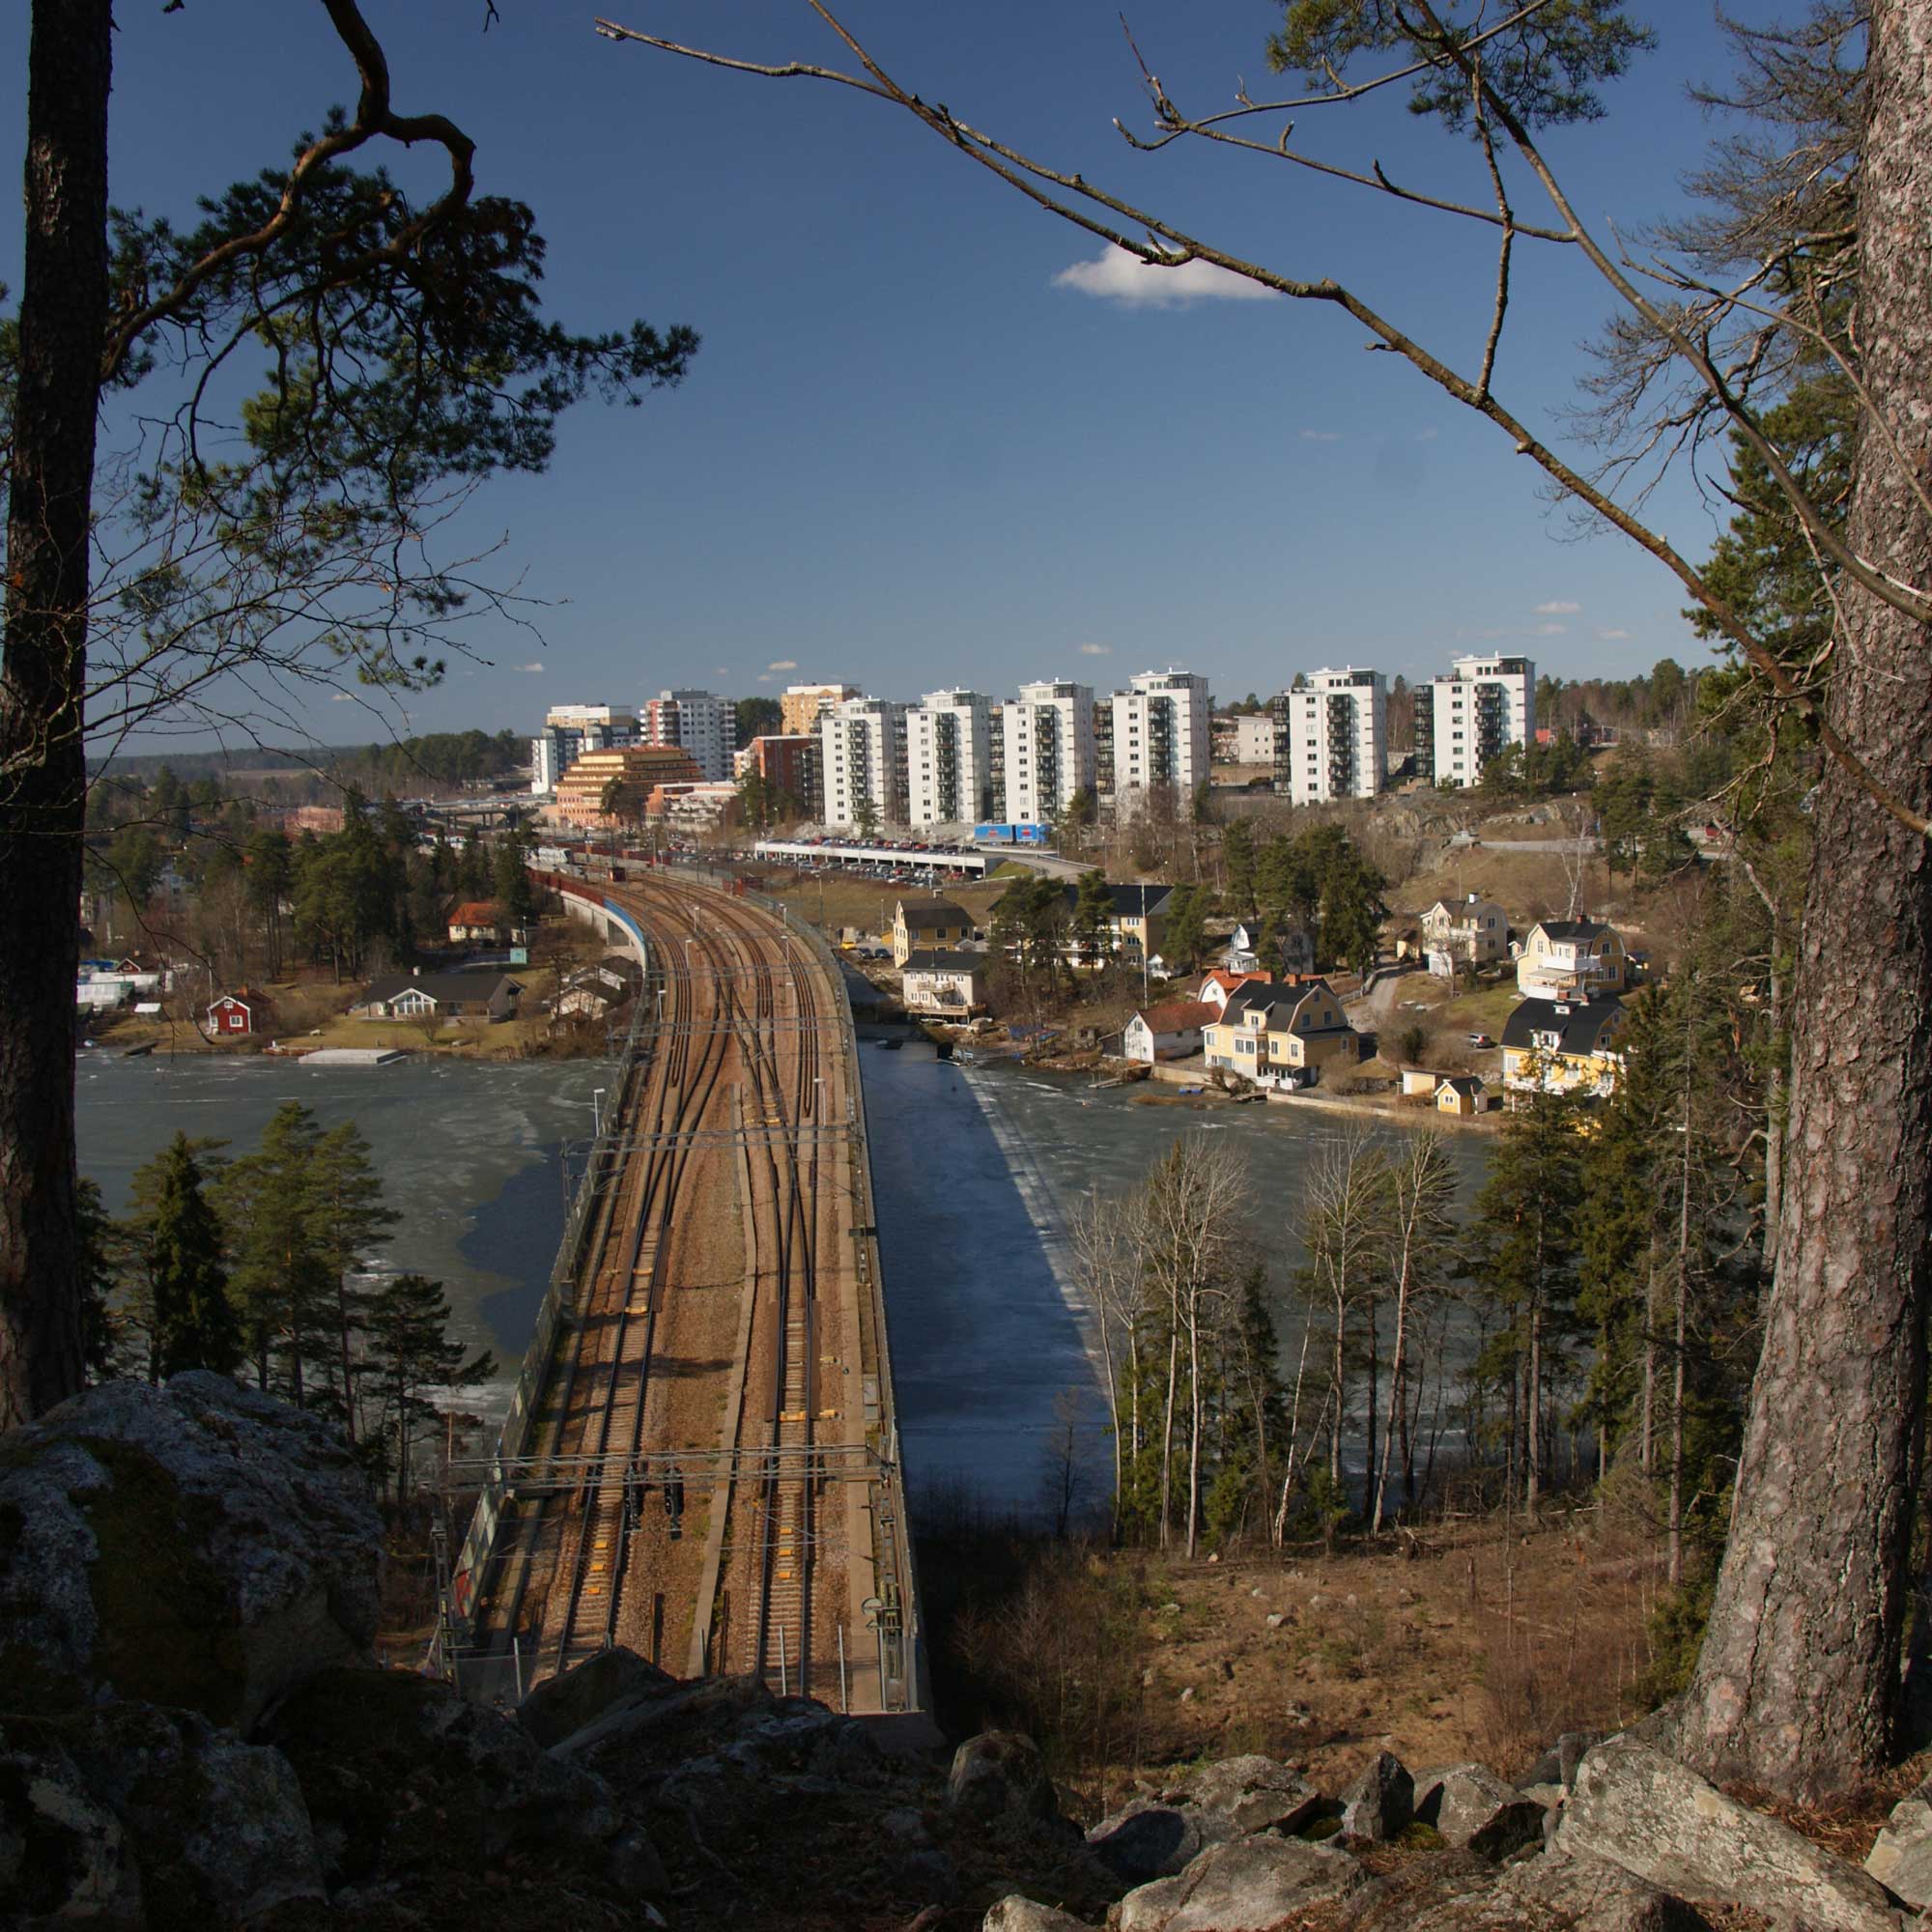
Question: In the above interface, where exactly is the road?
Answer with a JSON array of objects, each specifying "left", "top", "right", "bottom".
[{"left": 467, "top": 872, "right": 915, "bottom": 1716}]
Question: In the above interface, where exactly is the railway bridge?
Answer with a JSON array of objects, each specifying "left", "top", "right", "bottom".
[{"left": 440, "top": 869, "right": 923, "bottom": 1722}]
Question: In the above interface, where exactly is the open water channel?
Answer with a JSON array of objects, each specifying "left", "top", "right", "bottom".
[{"left": 75, "top": 1039, "right": 1492, "bottom": 1516}]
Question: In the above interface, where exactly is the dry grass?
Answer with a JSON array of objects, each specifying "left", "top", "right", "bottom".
[{"left": 1723, "top": 1748, "right": 1932, "bottom": 1868}]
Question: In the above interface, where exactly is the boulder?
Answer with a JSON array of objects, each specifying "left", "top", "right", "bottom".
[
  {"left": 1179, "top": 1753, "right": 1324, "bottom": 1837},
  {"left": 1519, "top": 1730, "right": 1605, "bottom": 1793},
  {"left": 1414, "top": 1763, "right": 1545, "bottom": 1860},
  {"left": 1335, "top": 1848, "right": 1710, "bottom": 1931},
  {"left": 1557, "top": 1734, "right": 1901, "bottom": 1932},
  {"left": 1869, "top": 1780, "right": 1932, "bottom": 1911},
  {"left": 983, "top": 1897, "right": 1094, "bottom": 1932},
  {"left": 1342, "top": 1750, "right": 1415, "bottom": 1841},
  {"left": 260, "top": 1666, "right": 664, "bottom": 1895},
  {"left": 517, "top": 1644, "right": 675, "bottom": 1748},
  {"left": 947, "top": 1730, "right": 1066, "bottom": 1835},
  {"left": 1118, "top": 1836, "right": 1364, "bottom": 1932},
  {"left": 0, "top": 1374, "right": 380, "bottom": 1731},
  {"left": 1086, "top": 1801, "right": 1207, "bottom": 1883},
  {"left": 2, "top": 1703, "right": 323, "bottom": 1924}
]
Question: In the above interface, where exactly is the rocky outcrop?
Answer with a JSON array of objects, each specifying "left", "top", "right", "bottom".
[
  {"left": 0, "top": 1704, "right": 324, "bottom": 1926},
  {"left": 260, "top": 1666, "right": 662, "bottom": 1894},
  {"left": 1414, "top": 1762, "right": 1547, "bottom": 1859},
  {"left": 1867, "top": 1778, "right": 1932, "bottom": 1911},
  {"left": 1086, "top": 1753, "right": 1325, "bottom": 1882},
  {"left": 1558, "top": 1735, "right": 1903, "bottom": 1932},
  {"left": 1334, "top": 1846, "right": 1711, "bottom": 1930},
  {"left": 0, "top": 1374, "right": 380, "bottom": 1730},
  {"left": 1116, "top": 1835, "right": 1364, "bottom": 1932}
]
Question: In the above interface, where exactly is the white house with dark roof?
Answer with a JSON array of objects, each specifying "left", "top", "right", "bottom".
[{"left": 899, "top": 950, "right": 987, "bottom": 1015}]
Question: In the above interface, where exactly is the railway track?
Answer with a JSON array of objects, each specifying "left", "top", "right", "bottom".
[{"left": 481, "top": 873, "right": 854, "bottom": 1703}]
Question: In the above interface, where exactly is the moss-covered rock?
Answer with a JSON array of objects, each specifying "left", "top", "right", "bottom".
[{"left": 0, "top": 1375, "right": 380, "bottom": 1729}]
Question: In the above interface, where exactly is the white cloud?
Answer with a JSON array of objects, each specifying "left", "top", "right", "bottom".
[
  {"left": 1415, "top": 427, "right": 1439, "bottom": 442},
  {"left": 1532, "top": 622, "right": 1568, "bottom": 637},
  {"left": 756, "top": 673, "right": 772, "bottom": 683},
  {"left": 1597, "top": 626, "right": 1632, "bottom": 640},
  {"left": 767, "top": 658, "right": 798, "bottom": 671},
  {"left": 1078, "top": 642, "right": 1112, "bottom": 656},
  {"left": 1299, "top": 429, "right": 1343, "bottom": 443},
  {"left": 714, "top": 666, "right": 730, "bottom": 676},
  {"left": 1534, "top": 599, "right": 1581, "bottom": 615},
  {"left": 1052, "top": 244, "right": 1281, "bottom": 309},
  {"left": 330, "top": 691, "right": 356, "bottom": 702},
  {"left": 514, "top": 661, "right": 545, "bottom": 674}
]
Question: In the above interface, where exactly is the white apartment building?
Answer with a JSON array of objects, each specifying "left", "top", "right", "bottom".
[
  {"left": 1272, "top": 668, "right": 1387, "bottom": 804},
  {"left": 1109, "top": 668, "right": 1212, "bottom": 810},
  {"left": 1004, "top": 680, "right": 1096, "bottom": 826},
  {"left": 818, "top": 696, "right": 907, "bottom": 830},
  {"left": 641, "top": 689, "right": 736, "bottom": 781},
  {"left": 529, "top": 703, "right": 639, "bottom": 796},
  {"left": 1417, "top": 654, "right": 1536, "bottom": 787},
  {"left": 905, "top": 689, "right": 994, "bottom": 829}
]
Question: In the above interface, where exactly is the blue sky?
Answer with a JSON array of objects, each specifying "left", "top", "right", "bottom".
[{"left": 3, "top": 3, "right": 1775, "bottom": 747}]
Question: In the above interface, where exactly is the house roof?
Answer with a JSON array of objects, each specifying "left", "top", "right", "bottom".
[
  {"left": 211, "top": 988, "right": 267, "bottom": 1009},
  {"left": 1269, "top": 980, "right": 1353, "bottom": 1034},
  {"left": 364, "top": 970, "right": 523, "bottom": 1008},
  {"left": 448, "top": 901, "right": 503, "bottom": 926},
  {"left": 1502, "top": 994, "right": 1625, "bottom": 1057},
  {"left": 897, "top": 899, "right": 970, "bottom": 930},
  {"left": 901, "top": 949, "right": 983, "bottom": 972},
  {"left": 1439, "top": 1074, "right": 1487, "bottom": 1096},
  {"left": 1216, "top": 982, "right": 1298, "bottom": 1022},
  {"left": 1134, "top": 1000, "right": 1216, "bottom": 1033},
  {"left": 1199, "top": 969, "right": 1271, "bottom": 995},
  {"left": 1057, "top": 881, "right": 1176, "bottom": 920},
  {"left": 1528, "top": 918, "right": 1616, "bottom": 944}
]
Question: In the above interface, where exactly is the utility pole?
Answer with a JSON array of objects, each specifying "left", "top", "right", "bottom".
[{"left": 1141, "top": 880, "right": 1149, "bottom": 1005}]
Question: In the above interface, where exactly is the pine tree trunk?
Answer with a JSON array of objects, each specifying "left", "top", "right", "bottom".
[
  {"left": 1677, "top": 0, "right": 1932, "bottom": 1801},
  {"left": 0, "top": 2, "right": 112, "bottom": 1427}
]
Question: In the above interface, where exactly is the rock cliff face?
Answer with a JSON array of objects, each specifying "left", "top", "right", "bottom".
[
  {"left": 1, "top": 1378, "right": 1918, "bottom": 1931},
  {"left": 0, "top": 1373, "right": 379, "bottom": 1728}
]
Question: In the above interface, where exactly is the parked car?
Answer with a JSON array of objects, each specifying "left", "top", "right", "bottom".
[{"left": 1466, "top": 1031, "right": 1496, "bottom": 1049}]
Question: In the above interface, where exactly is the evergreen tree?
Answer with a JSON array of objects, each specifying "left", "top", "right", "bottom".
[
  {"left": 1070, "top": 868, "right": 1116, "bottom": 972},
  {"left": 74, "top": 1177, "right": 119, "bottom": 1382},
  {"left": 493, "top": 827, "right": 536, "bottom": 929},
  {"left": 148, "top": 1135, "right": 242, "bottom": 1379},
  {"left": 1466, "top": 1091, "right": 1584, "bottom": 1513},
  {"left": 364, "top": 1273, "right": 496, "bottom": 1500},
  {"left": 1221, "top": 818, "right": 1257, "bottom": 921},
  {"left": 215, "top": 1102, "right": 332, "bottom": 1402},
  {"left": 307, "top": 1122, "right": 401, "bottom": 1440}
]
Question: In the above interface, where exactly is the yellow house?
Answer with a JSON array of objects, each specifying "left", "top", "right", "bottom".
[
  {"left": 1516, "top": 918, "right": 1628, "bottom": 999},
  {"left": 893, "top": 898, "right": 972, "bottom": 966},
  {"left": 1202, "top": 978, "right": 1359, "bottom": 1086},
  {"left": 1500, "top": 995, "right": 1627, "bottom": 1100},
  {"left": 1264, "top": 979, "right": 1359, "bottom": 1085},
  {"left": 1435, "top": 1074, "right": 1491, "bottom": 1117}
]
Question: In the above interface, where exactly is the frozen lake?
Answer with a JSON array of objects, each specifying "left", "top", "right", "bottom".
[
  {"left": 74, "top": 1037, "right": 1492, "bottom": 1519},
  {"left": 75, "top": 1050, "right": 608, "bottom": 1419},
  {"left": 859, "top": 1040, "right": 1492, "bottom": 1516}
]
